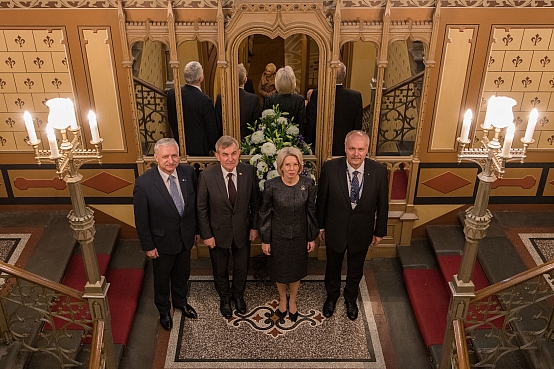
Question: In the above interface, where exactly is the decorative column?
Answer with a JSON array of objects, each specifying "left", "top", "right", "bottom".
[
  {"left": 24, "top": 98, "right": 116, "bottom": 369},
  {"left": 439, "top": 97, "right": 538, "bottom": 369}
]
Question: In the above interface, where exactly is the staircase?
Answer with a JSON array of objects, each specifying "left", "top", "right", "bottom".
[
  {"left": 399, "top": 211, "right": 554, "bottom": 368},
  {"left": 0, "top": 210, "right": 147, "bottom": 369}
]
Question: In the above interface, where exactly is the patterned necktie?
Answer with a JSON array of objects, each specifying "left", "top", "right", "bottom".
[
  {"left": 168, "top": 176, "right": 184, "bottom": 216},
  {"left": 227, "top": 173, "right": 237, "bottom": 208},
  {"left": 350, "top": 170, "right": 360, "bottom": 204}
]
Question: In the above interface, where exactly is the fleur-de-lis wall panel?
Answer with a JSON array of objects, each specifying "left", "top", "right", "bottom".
[
  {"left": 483, "top": 27, "right": 554, "bottom": 150},
  {"left": 0, "top": 29, "right": 74, "bottom": 152}
]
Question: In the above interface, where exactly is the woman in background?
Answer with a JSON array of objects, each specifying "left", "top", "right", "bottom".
[{"left": 259, "top": 147, "right": 318, "bottom": 322}]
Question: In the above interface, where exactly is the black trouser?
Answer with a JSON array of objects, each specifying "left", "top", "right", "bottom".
[
  {"left": 324, "top": 245, "right": 368, "bottom": 303},
  {"left": 209, "top": 240, "right": 250, "bottom": 299},
  {"left": 152, "top": 247, "right": 191, "bottom": 314}
]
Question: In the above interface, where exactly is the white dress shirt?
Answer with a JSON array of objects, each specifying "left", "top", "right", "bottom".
[
  {"left": 221, "top": 166, "right": 238, "bottom": 197},
  {"left": 158, "top": 167, "right": 184, "bottom": 204},
  {"left": 346, "top": 160, "right": 365, "bottom": 209}
]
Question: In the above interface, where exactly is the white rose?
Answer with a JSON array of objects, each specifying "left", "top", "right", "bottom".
[
  {"left": 250, "top": 154, "right": 263, "bottom": 165},
  {"left": 251, "top": 130, "right": 265, "bottom": 144},
  {"left": 257, "top": 162, "right": 268, "bottom": 172},
  {"left": 261, "top": 109, "right": 276, "bottom": 119},
  {"left": 259, "top": 179, "right": 266, "bottom": 192},
  {"left": 261, "top": 142, "right": 277, "bottom": 156},
  {"left": 267, "top": 170, "right": 279, "bottom": 180},
  {"left": 286, "top": 125, "right": 299, "bottom": 135},
  {"left": 277, "top": 117, "right": 288, "bottom": 125},
  {"left": 250, "top": 148, "right": 256, "bottom": 155}
]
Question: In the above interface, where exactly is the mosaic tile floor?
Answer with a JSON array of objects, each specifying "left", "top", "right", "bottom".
[
  {"left": 165, "top": 276, "right": 384, "bottom": 368},
  {"left": 0, "top": 234, "right": 29, "bottom": 264},
  {"left": 518, "top": 233, "right": 554, "bottom": 265}
]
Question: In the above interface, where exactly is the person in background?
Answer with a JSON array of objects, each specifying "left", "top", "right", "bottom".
[
  {"left": 167, "top": 61, "right": 219, "bottom": 156},
  {"left": 264, "top": 66, "right": 306, "bottom": 136},
  {"left": 258, "top": 62, "right": 277, "bottom": 105},
  {"left": 259, "top": 147, "right": 318, "bottom": 323}
]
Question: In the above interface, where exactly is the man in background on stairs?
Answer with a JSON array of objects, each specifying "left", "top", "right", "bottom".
[
  {"left": 167, "top": 61, "right": 220, "bottom": 156},
  {"left": 215, "top": 63, "right": 262, "bottom": 139},
  {"left": 316, "top": 130, "right": 388, "bottom": 320},
  {"left": 197, "top": 135, "right": 261, "bottom": 318},
  {"left": 133, "top": 138, "right": 199, "bottom": 331},
  {"left": 305, "top": 62, "right": 363, "bottom": 155}
]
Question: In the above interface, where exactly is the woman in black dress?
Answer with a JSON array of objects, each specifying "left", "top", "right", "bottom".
[
  {"left": 259, "top": 147, "right": 319, "bottom": 322},
  {"left": 263, "top": 66, "right": 306, "bottom": 136}
]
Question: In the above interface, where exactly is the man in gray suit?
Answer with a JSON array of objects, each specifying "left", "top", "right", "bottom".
[
  {"left": 317, "top": 130, "right": 388, "bottom": 320},
  {"left": 197, "top": 135, "right": 262, "bottom": 317}
]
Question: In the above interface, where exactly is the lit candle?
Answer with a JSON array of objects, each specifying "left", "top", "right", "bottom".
[
  {"left": 523, "top": 108, "right": 538, "bottom": 142},
  {"left": 88, "top": 110, "right": 100, "bottom": 143},
  {"left": 460, "top": 109, "right": 472, "bottom": 142},
  {"left": 46, "top": 124, "right": 60, "bottom": 158},
  {"left": 46, "top": 98, "right": 69, "bottom": 130},
  {"left": 501, "top": 123, "right": 515, "bottom": 157},
  {"left": 483, "top": 96, "right": 495, "bottom": 129},
  {"left": 67, "top": 99, "right": 78, "bottom": 130},
  {"left": 24, "top": 111, "right": 38, "bottom": 145}
]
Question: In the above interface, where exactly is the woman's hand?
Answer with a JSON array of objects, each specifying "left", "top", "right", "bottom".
[
  {"left": 261, "top": 243, "right": 271, "bottom": 256},
  {"left": 307, "top": 241, "right": 315, "bottom": 253}
]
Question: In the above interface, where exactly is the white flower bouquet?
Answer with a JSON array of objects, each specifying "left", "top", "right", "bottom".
[{"left": 241, "top": 105, "right": 315, "bottom": 190}]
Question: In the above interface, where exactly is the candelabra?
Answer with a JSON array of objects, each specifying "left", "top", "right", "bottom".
[
  {"left": 439, "top": 96, "right": 537, "bottom": 369},
  {"left": 24, "top": 98, "right": 116, "bottom": 369}
]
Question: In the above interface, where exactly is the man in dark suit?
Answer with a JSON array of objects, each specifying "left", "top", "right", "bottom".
[
  {"left": 197, "top": 135, "right": 261, "bottom": 318},
  {"left": 306, "top": 62, "right": 363, "bottom": 155},
  {"left": 317, "top": 130, "right": 388, "bottom": 320},
  {"left": 133, "top": 138, "right": 198, "bottom": 331},
  {"left": 215, "top": 63, "right": 262, "bottom": 140},
  {"left": 167, "top": 61, "right": 220, "bottom": 156}
]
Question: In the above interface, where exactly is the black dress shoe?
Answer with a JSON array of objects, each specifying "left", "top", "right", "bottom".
[
  {"left": 175, "top": 304, "right": 198, "bottom": 319},
  {"left": 345, "top": 301, "right": 358, "bottom": 321},
  {"left": 232, "top": 294, "right": 247, "bottom": 314},
  {"left": 323, "top": 297, "right": 337, "bottom": 318},
  {"left": 275, "top": 308, "right": 287, "bottom": 323},
  {"left": 220, "top": 298, "right": 233, "bottom": 318},
  {"left": 289, "top": 310, "right": 299, "bottom": 322},
  {"left": 159, "top": 313, "right": 173, "bottom": 331}
]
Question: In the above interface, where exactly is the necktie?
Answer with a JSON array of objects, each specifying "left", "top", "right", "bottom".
[
  {"left": 350, "top": 170, "right": 360, "bottom": 204},
  {"left": 168, "top": 176, "right": 184, "bottom": 216},
  {"left": 227, "top": 173, "right": 237, "bottom": 208}
]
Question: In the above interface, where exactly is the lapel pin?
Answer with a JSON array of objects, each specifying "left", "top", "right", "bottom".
[
  {"left": 239, "top": 172, "right": 243, "bottom": 176},
  {"left": 300, "top": 185, "right": 306, "bottom": 191}
]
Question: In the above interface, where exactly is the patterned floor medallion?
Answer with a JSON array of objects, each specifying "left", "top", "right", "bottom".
[
  {"left": 227, "top": 299, "right": 325, "bottom": 338},
  {"left": 519, "top": 233, "right": 554, "bottom": 289},
  {"left": 165, "top": 276, "right": 384, "bottom": 368}
]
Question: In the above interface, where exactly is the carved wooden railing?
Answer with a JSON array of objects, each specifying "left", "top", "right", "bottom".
[
  {"left": 89, "top": 319, "right": 106, "bottom": 369},
  {"left": 134, "top": 77, "right": 170, "bottom": 156},
  {"left": 375, "top": 71, "right": 424, "bottom": 156},
  {"left": 457, "top": 259, "right": 554, "bottom": 368},
  {"left": 0, "top": 261, "right": 105, "bottom": 368},
  {"left": 452, "top": 319, "right": 470, "bottom": 369}
]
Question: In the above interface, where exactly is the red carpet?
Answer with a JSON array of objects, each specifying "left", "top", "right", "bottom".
[
  {"left": 49, "top": 254, "right": 144, "bottom": 346},
  {"left": 403, "top": 269, "right": 449, "bottom": 346},
  {"left": 388, "top": 170, "right": 409, "bottom": 200}
]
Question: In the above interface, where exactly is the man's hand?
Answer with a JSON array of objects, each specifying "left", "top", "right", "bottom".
[
  {"left": 249, "top": 229, "right": 259, "bottom": 241},
  {"left": 204, "top": 237, "right": 216, "bottom": 249},
  {"left": 261, "top": 243, "right": 271, "bottom": 256},
  {"left": 146, "top": 248, "right": 159, "bottom": 259},
  {"left": 319, "top": 230, "right": 325, "bottom": 242},
  {"left": 372, "top": 236, "right": 383, "bottom": 246},
  {"left": 307, "top": 241, "right": 316, "bottom": 252}
]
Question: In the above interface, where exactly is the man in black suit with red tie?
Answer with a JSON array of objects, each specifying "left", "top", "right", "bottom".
[
  {"left": 167, "top": 61, "right": 219, "bottom": 156},
  {"left": 215, "top": 63, "right": 262, "bottom": 139},
  {"left": 133, "top": 138, "right": 198, "bottom": 331},
  {"left": 317, "top": 130, "right": 389, "bottom": 320},
  {"left": 197, "top": 136, "right": 261, "bottom": 318},
  {"left": 305, "top": 62, "right": 363, "bottom": 155}
]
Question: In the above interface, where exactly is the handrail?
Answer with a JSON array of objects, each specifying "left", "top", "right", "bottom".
[
  {"left": 453, "top": 319, "right": 470, "bottom": 369},
  {"left": 382, "top": 71, "right": 425, "bottom": 96},
  {"left": 133, "top": 76, "right": 167, "bottom": 96},
  {"left": 472, "top": 258, "right": 554, "bottom": 303},
  {"left": 0, "top": 260, "right": 86, "bottom": 302},
  {"left": 89, "top": 320, "right": 105, "bottom": 369}
]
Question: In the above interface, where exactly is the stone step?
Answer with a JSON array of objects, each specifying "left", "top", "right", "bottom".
[{"left": 397, "top": 238, "right": 439, "bottom": 269}]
